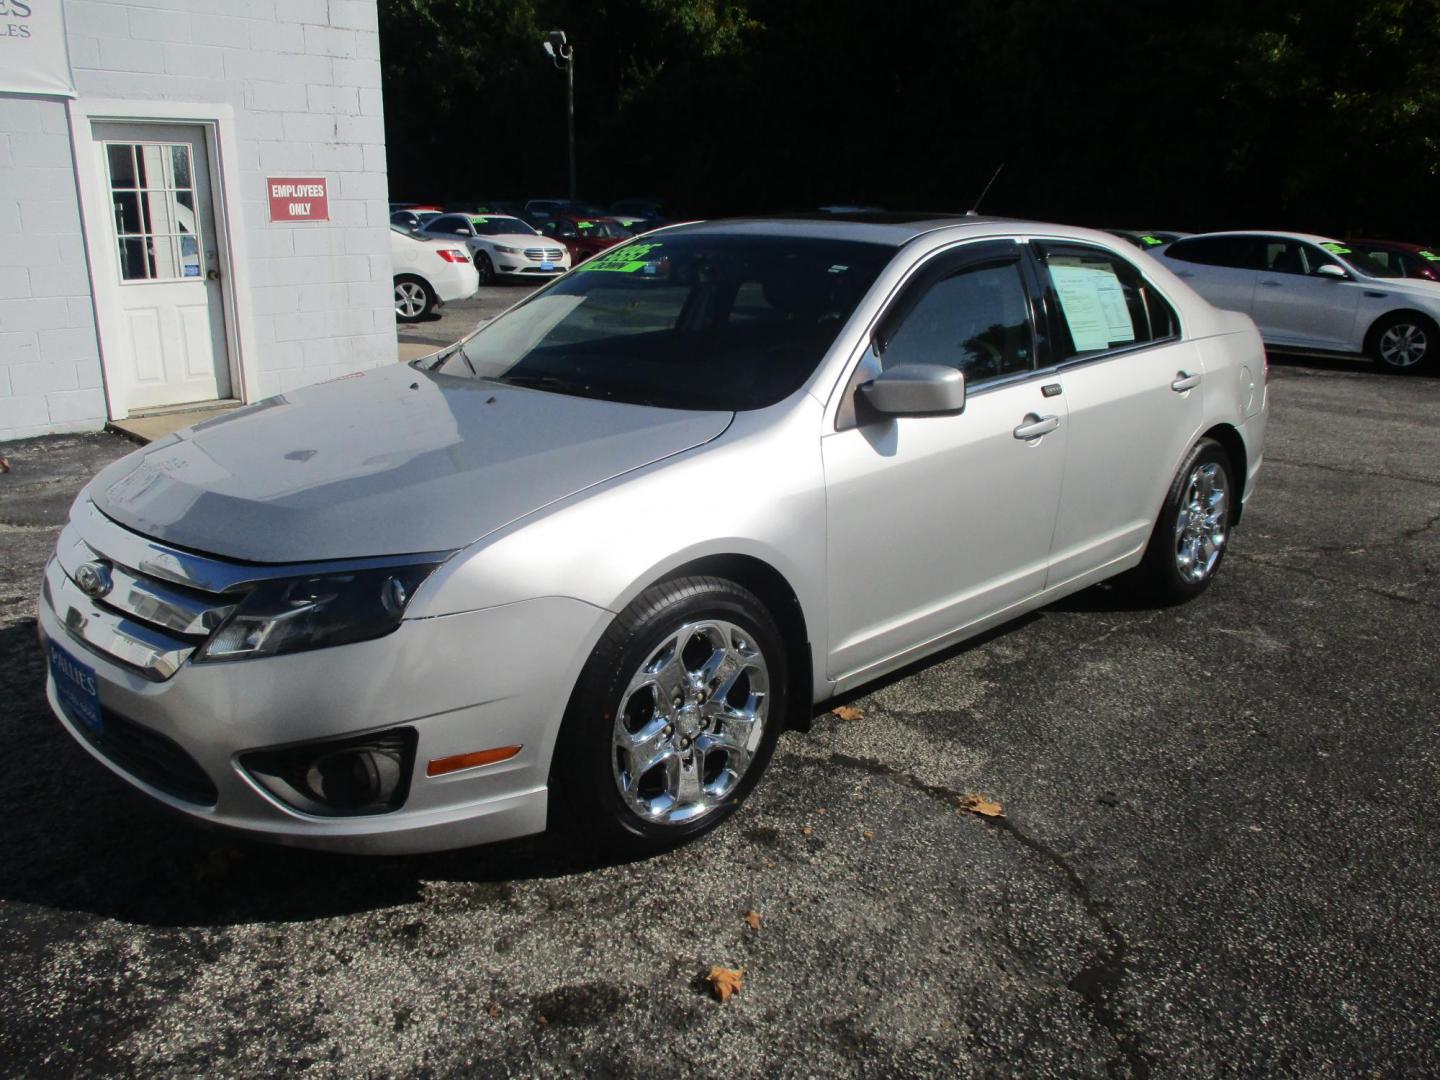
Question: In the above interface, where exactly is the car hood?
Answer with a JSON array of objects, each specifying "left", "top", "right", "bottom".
[
  {"left": 88, "top": 364, "right": 733, "bottom": 563},
  {"left": 478, "top": 233, "right": 554, "bottom": 248}
]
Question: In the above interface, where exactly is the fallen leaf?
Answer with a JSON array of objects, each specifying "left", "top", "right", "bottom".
[
  {"left": 0, "top": 456, "right": 10, "bottom": 473},
  {"left": 707, "top": 965, "right": 744, "bottom": 1003},
  {"left": 862, "top": 829, "right": 875, "bottom": 841},
  {"left": 743, "top": 910, "right": 762, "bottom": 931},
  {"left": 487, "top": 1003, "right": 502, "bottom": 1019},
  {"left": 536, "top": 1014, "right": 548, "bottom": 1026},
  {"left": 958, "top": 794, "right": 1005, "bottom": 818},
  {"left": 801, "top": 826, "right": 813, "bottom": 837},
  {"left": 831, "top": 705, "right": 865, "bottom": 722}
]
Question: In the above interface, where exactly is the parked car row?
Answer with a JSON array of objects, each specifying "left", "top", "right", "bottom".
[{"left": 390, "top": 198, "right": 677, "bottom": 236}]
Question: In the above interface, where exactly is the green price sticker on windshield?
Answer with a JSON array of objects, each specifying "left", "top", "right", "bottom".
[
  {"left": 577, "top": 221, "right": 594, "bottom": 230},
  {"left": 576, "top": 242, "right": 662, "bottom": 272},
  {"left": 1420, "top": 250, "right": 1440, "bottom": 262},
  {"left": 1140, "top": 235, "right": 1163, "bottom": 246},
  {"left": 1320, "top": 242, "right": 1352, "bottom": 255},
  {"left": 470, "top": 217, "right": 488, "bottom": 225}
]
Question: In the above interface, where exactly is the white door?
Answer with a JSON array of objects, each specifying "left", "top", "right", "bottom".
[
  {"left": 95, "top": 122, "right": 230, "bottom": 410},
  {"left": 1032, "top": 243, "right": 1209, "bottom": 586},
  {"left": 1250, "top": 240, "right": 1361, "bottom": 350},
  {"left": 822, "top": 243, "right": 1066, "bottom": 682}
]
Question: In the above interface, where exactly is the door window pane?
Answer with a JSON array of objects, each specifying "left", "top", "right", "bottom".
[
  {"left": 880, "top": 261, "right": 1034, "bottom": 384},
  {"left": 103, "top": 141, "right": 203, "bottom": 282},
  {"left": 1041, "top": 247, "right": 1170, "bottom": 359}
]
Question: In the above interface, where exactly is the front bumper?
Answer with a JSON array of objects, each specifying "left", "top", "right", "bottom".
[{"left": 39, "top": 573, "right": 609, "bottom": 855}]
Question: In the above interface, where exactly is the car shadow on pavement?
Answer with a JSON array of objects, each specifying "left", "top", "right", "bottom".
[{"left": 0, "top": 619, "right": 650, "bottom": 929}]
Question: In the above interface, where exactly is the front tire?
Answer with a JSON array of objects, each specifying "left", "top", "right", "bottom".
[
  {"left": 1128, "top": 438, "right": 1234, "bottom": 604},
  {"left": 394, "top": 275, "right": 435, "bottom": 322},
  {"left": 1368, "top": 312, "right": 1436, "bottom": 374},
  {"left": 551, "top": 576, "right": 788, "bottom": 854}
]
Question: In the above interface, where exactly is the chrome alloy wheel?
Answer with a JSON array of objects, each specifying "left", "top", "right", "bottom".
[
  {"left": 1173, "top": 462, "right": 1229, "bottom": 584},
  {"left": 1379, "top": 322, "right": 1429, "bottom": 369},
  {"left": 611, "top": 619, "right": 770, "bottom": 825},
  {"left": 394, "top": 280, "right": 428, "bottom": 318}
]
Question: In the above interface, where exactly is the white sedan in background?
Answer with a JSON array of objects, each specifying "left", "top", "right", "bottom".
[
  {"left": 390, "top": 225, "right": 479, "bottom": 322},
  {"left": 1156, "top": 231, "right": 1440, "bottom": 373},
  {"left": 419, "top": 213, "right": 571, "bottom": 284}
]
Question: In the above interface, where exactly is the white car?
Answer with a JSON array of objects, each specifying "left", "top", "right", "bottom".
[
  {"left": 390, "top": 225, "right": 479, "bottom": 322},
  {"left": 39, "top": 216, "right": 1267, "bottom": 855},
  {"left": 419, "top": 213, "right": 570, "bottom": 284},
  {"left": 1156, "top": 231, "right": 1439, "bottom": 372}
]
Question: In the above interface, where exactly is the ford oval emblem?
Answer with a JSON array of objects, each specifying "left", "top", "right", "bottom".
[{"left": 75, "top": 561, "right": 114, "bottom": 600}]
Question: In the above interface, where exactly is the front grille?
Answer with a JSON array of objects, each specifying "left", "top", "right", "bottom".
[
  {"left": 524, "top": 248, "right": 564, "bottom": 261},
  {"left": 48, "top": 510, "right": 245, "bottom": 681},
  {"left": 79, "top": 705, "right": 218, "bottom": 806}
]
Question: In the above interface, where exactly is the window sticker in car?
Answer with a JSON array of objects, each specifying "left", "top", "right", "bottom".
[
  {"left": 1420, "top": 250, "right": 1440, "bottom": 261},
  {"left": 1320, "top": 242, "right": 1352, "bottom": 255},
  {"left": 470, "top": 217, "right": 488, "bottom": 224},
  {"left": 575, "top": 242, "right": 663, "bottom": 272},
  {"left": 1048, "top": 260, "right": 1136, "bottom": 352},
  {"left": 1140, "top": 235, "right": 1164, "bottom": 246},
  {"left": 577, "top": 221, "right": 594, "bottom": 229}
]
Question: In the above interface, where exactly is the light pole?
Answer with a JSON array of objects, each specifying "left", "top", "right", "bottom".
[{"left": 543, "top": 30, "right": 576, "bottom": 203}]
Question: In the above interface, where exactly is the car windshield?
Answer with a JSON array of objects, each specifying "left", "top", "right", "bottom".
[
  {"left": 430, "top": 234, "right": 892, "bottom": 411},
  {"left": 575, "top": 219, "right": 631, "bottom": 239},
  {"left": 470, "top": 215, "right": 537, "bottom": 236}
]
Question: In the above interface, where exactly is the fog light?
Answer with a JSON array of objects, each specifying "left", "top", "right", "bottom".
[{"left": 241, "top": 728, "right": 417, "bottom": 816}]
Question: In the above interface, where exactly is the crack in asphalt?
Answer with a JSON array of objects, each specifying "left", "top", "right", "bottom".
[
  {"left": 1232, "top": 551, "right": 1440, "bottom": 613},
  {"left": 828, "top": 752, "right": 1151, "bottom": 1078},
  {"left": 1265, "top": 455, "right": 1440, "bottom": 491}
]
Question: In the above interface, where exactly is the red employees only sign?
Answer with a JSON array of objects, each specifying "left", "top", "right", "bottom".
[{"left": 267, "top": 177, "right": 330, "bottom": 223}]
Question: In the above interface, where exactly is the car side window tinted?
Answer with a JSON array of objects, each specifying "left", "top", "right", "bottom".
[
  {"left": 1040, "top": 247, "right": 1173, "bottom": 358},
  {"left": 1166, "top": 237, "right": 1259, "bottom": 269},
  {"left": 429, "top": 215, "right": 468, "bottom": 235},
  {"left": 1259, "top": 240, "right": 1306, "bottom": 275},
  {"left": 878, "top": 260, "right": 1035, "bottom": 385},
  {"left": 1298, "top": 244, "right": 1344, "bottom": 275}
]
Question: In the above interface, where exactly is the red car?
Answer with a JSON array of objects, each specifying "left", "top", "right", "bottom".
[
  {"left": 1346, "top": 239, "right": 1440, "bottom": 282},
  {"left": 538, "top": 215, "right": 634, "bottom": 263}
]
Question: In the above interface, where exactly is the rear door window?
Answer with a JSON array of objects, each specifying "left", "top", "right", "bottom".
[
  {"left": 1037, "top": 246, "right": 1178, "bottom": 359},
  {"left": 1165, "top": 236, "right": 1260, "bottom": 269}
]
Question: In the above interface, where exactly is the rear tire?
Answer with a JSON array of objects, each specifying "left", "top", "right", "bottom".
[
  {"left": 394, "top": 275, "right": 435, "bottom": 322},
  {"left": 474, "top": 252, "right": 495, "bottom": 286},
  {"left": 1127, "top": 438, "right": 1235, "bottom": 605},
  {"left": 550, "top": 576, "right": 788, "bottom": 855},
  {"left": 1368, "top": 312, "right": 1436, "bottom": 374}
]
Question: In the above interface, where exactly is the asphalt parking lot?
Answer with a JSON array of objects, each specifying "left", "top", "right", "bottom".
[{"left": 1, "top": 353, "right": 1437, "bottom": 1077}]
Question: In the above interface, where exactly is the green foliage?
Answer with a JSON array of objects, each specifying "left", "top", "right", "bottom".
[{"left": 379, "top": 0, "right": 1440, "bottom": 237}]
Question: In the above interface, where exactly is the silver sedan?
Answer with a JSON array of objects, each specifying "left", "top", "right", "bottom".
[{"left": 38, "top": 216, "right": 1267, "bottom": 854}]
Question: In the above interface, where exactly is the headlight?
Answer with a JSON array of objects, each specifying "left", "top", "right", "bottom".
[
  {"left": 196, "top": 564, "right": 440, "bottom": 662},
  {"left": 494, "top": 245, "right": 521, "bottom": 255}
]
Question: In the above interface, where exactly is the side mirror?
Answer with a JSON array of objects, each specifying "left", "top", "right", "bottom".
[
  {"left": 1316, "top": 264, "right": 1349, "bottom": 280},
  {"left": 859, "top": 363, "right": 966, "bottom": 417}
]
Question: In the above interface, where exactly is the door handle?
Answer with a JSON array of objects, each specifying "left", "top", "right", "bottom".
[
  {"left": 1171, "top": 371, "right": 1202, "bottom": 392},
  {"left": 206, "top": 268, "right": 221, "bottom": 282},
  {"left": 1259, "top": 279, "right": 1282, "bottom": 287},
  {"left": 1013, "top": 413, "right": 1059, "bottom": 440}
]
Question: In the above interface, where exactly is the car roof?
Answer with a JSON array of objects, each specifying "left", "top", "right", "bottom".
[
  {"left": 1349, "top": 238, "right": 1431, "bottom": 252},
  {"left": 656, "top": 213, "right": 1042, "bottom": 247},
  {"left": 1172, "top": 229, "right": 1345, "bottom": 246}
]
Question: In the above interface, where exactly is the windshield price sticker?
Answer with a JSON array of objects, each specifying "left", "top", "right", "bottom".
[
  {"left": 1421, "top": 250, "right": 1440, "bottom": 262},
  {"left": 1320, "top": 242, "right": 1352, "bottom": 255},
  {"left": 576, "top": 243, "right": 663, "bottom": 272},
  {"left": 1140, "top": 235, "right": 1163, "bottom": 246}
]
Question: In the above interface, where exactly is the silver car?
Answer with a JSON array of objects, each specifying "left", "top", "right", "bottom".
[
  {"left": 38, "top": 217, "right": 1267, "bottom": 855},
  {"left": 1157, "top": 231, "right": 1440, "bottom": 373}
]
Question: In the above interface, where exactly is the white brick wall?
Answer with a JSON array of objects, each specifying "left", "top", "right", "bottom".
[{"left": 0, "top": 0, "right": 393, "bottom": 441}]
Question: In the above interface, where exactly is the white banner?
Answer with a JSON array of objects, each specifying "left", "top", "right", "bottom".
[{"left": 0, "top": 1, "right": 76, "bottom": 98}]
